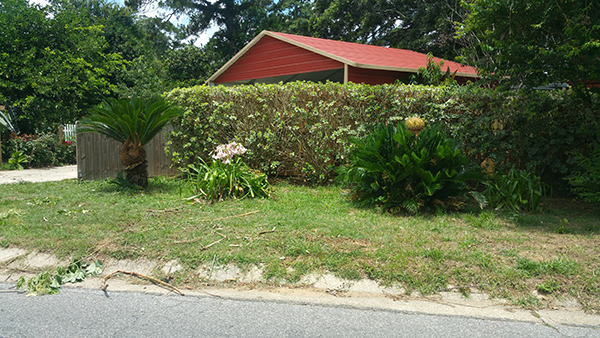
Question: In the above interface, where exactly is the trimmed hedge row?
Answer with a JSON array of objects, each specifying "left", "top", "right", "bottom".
[{"left": 165, "top": 82, "right": 598, "bottom": 188}]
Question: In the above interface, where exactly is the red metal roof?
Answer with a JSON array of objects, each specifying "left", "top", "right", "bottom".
[
  {"left": 207, "top": 31, "right": 479, "bottom": 85},
  {"left": 269, "top": 31, "right": 479, "bottom": 76},
  {"left": 214, "top": 35, "right": 343, "bottom": 84}
]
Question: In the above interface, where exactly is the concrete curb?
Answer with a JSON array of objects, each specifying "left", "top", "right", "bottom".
[{"left": 1, "top": 248, "right": 599, "bottom": 329}]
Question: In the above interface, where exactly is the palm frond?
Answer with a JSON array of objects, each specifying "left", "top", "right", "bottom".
[
  {"left": 0, "top": 110, "right": 16, "bottom": 133},
  {"left": 77, "top": 96, "right": 183, "bottom": 145}
]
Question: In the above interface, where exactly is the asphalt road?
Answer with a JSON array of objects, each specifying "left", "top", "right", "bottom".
[{"left": 1, "top": 284, "right": 598, "bottom": 338}]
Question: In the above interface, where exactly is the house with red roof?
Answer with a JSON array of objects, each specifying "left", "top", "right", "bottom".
[{"left": 206, "top": 31, "right": 480, "bottom": 86}]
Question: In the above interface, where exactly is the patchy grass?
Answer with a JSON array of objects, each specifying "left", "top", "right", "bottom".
[{"left": 0, "top": 177, "right": 599, "bottom": 312}]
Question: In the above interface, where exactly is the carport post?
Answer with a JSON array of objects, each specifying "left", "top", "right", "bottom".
[{"left": 344, "top": 64, "right": 349, "bottom": 84}]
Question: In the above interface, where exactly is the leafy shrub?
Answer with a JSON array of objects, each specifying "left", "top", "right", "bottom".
[
  {"left": 165, "top": 83, "right": 598, "bottom": 187},
  {"left": 456, "top": 88, "right": 599, "bottom": 193},
  {"left": 53, "top": 140, "right": 77, "bottom": 165},
  {"left": 186, "top": 142, "right": 271, "bottom": 202},
  {"left": 566, "top": 141, "right": 600, "bottom": 203},
  {"left": 3, "top": 133, "right": 76, "bottom": 168},
  {"left": 484, "top": 168, "right": 549, "bottom": 212},
  {"left": 337, "top": 121, "right": 482, "bottom": 213}
]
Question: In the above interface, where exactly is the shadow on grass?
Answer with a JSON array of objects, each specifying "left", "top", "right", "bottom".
[
  {"left": 495, "top": 198, "right": 600, "bottom": 235},
  {"left": 93, "top": 175, "right": 189, "bottom": 195},
  {"left": 393, "top": 196, "right": 600, "bottom": 236}
]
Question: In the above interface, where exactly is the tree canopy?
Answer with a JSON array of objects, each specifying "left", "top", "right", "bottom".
[
  {"left": 2, "top": 0, "right": 599, "bottom": 135},
  {"left": 0, "top": 0, "right": 196, "bottom": 133},
  {"left": 0, "top": 0, "right": 126, "bottom": 133},
  {"left": 458, "top": 0, "right": 600, "bottom": 94}
]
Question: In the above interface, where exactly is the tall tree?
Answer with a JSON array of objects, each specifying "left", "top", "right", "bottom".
[
  {"left": 0, "top": 0, "right": 126, "bottom": 134},
  {"left": 458, "top": 0, "right": 600, "bottom": 94},
  {"left": 164, "top": 45, "right": 220, "bottom": 86},
  {"left": 145, "top": 0, "right": 272, "bottom": 61},
  {"left": 272, "top": 0, "right": 467, "bottom": 60}
]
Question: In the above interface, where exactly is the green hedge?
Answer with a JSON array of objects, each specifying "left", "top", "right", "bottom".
[{"left": 165, "top": 82, "right": 598, "bottom": 188}]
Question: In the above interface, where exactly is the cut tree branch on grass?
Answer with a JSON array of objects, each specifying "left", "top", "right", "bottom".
[
  {"left": 201, "top": 210, "right": 260, "bottom": 222},
  {"left": 200, "top": 237, "right": 225, "bottom": 251},
  {"left": 101, "top": 270, "right": 184, "bottom": 296},
  {"left": 146, "top": 207, "right": 183, "bottom": 213},
  {"left": 257, "top": 227, "right": 276, "bottom": 235}
]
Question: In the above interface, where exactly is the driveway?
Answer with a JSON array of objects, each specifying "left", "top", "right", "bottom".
[{"left": 0, "top": 165, "right": 77, "bottom": 184}]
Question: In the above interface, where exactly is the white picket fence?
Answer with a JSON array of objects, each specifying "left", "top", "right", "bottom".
[{"left": 62, "top": 124, "right": 76, "bottom": 141}]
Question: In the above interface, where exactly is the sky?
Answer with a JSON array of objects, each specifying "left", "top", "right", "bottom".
[{"left": 28, "top": 0, "right": 217, "bottom": 47}]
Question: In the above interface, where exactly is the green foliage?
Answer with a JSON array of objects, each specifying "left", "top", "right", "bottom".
[
  {"left": 8, "top": 151, "right": 28, "bottom": 170},
  {"left": 4, "top": 133, "right": 76, "bottom": 169},
  {"left": 337, "top": 122, "right": 481, "bottom": 213},
  {"left": 78, "top": 95, "right": 183, "bottom": 188},
  {"left": 458, "top": 0, "right": 600, "bottom": 95},
  {"left": 453, "top": 88, "right": 599, "bottom": 193},
  {"left": 185, "top": 0, "right": 272, "bottom": 60},
  {"left": 0, "top": 209, "right": 20, "bottom": 226},
  {"left": 164, "top": 45, "right": 217, "bottom": 87},
  {"left": 484, "top": 168, "right": 549, "bottom": 213},
  {"left": 16, "top": 259, "right": 103, "bottom": 296},
  {"left": 272, "top": 0, "right": 466, "bottom": 60},
  {"left": 187, "top": 157, "right": 271, "bottom": 203},
  {"left": 53, "top": 140, "right": 77, "bottom": 166},
  {"left": 0, "top": 0, "right": 184, "bottom": 133},
  {"left": 0, "top": 0, "right": 127, "bottom": 134},
  {"left": 108, "top": 171, "right": 143, "bottom": 191},
  {"left": 78, "top": 96, "right": 183, "bottom": 145},
  {"left": 410, "top": 53, "right": 458, "bottom": 86},
  {"left": 566, "top": 139, "right": 600, "bottom": 203},
  {"left": 0, "top": 110, "right": 16, "bottom": 133},
  {"left": 166, "top": 83, "right": 599, "bottom": 189}
]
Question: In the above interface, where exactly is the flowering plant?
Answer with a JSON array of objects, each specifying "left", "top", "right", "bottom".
[
  {"left": 187, "top": 142, "right": 270, "bottom": 202},
  {"left": 211, "top": 142, "right": 247, "bottom": 164}
]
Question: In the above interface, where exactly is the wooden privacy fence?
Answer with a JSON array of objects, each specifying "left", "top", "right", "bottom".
[{"left": 76, "top": 125, "right": 178, "bottom": 180}]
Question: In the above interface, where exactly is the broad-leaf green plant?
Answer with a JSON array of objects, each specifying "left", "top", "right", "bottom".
[
  {"left": 78, "top": 96, "right": 183, "bottom": 188},
  {"left": 187, "top": 142, "right": 271, "bottom": 202},
  {"left": 337, "top": 122, "right": 482, "bottom": 214},
  {"left": 483, "top": 168, "right": 549, "bottom": 212},
  {"left": 8, "top": 150, "right": 28, "bottom": 170}
]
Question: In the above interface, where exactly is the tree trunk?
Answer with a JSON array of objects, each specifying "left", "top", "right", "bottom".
[{"left": 119, "top": 134, "right": 148, "bottom": 188}]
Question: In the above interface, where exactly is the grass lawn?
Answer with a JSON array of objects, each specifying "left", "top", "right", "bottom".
[{"left": 1, "top": 176, "right": 599, "bottom": 312}]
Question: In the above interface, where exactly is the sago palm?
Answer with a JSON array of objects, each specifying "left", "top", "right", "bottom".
[{"left": 78, "top": 96, "right": 183, "bottom": 188}]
